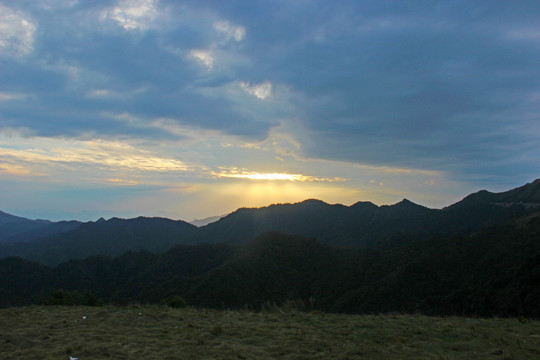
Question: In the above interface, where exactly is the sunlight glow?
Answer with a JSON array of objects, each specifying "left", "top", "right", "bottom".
[
  {"left": 202, "top": 181, "right": 365, "bottom": 216},
  {"left": 231, "top": 172, "right": 305, "bottom": 181},
  {"left": 214, "top": 168, "right": 346, "bottom": 182},
  {"left": 107, "top": 178, "right": 139, "bottom": 185}
]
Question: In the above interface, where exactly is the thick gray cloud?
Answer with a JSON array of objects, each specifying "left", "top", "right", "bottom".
[
  {"left": 1, "top": 0, "right": 539, "bottom": 188},
  {"left": 227, "top": 0, "right": 540, "bottom": 185}
]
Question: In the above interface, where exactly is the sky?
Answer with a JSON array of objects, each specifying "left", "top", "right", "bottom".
[{"left": 1, "top": 0, "right": 539, "bottom": 222}]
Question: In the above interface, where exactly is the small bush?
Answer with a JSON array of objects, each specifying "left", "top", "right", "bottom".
[
  {"left": 165, "top": 295, "right": 187, "bottom": 309},
  {"left": 43, "top": 289, "right": 74, "bottom": 306},
  {"left": 38, "top": 289, "right": 103, "bottom": 306}
]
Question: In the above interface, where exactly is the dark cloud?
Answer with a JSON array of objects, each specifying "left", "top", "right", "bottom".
[
  {"left": 224, "top": 1, "right": 540, "bottom": 184},
  {"left": 1, "top": 0, "right": 539, "bottom": 187}
]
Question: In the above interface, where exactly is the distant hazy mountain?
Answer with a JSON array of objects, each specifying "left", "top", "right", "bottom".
[
  {"left": 0, "top": 210, "right": 80, "bottom": 244},
  {"left": 189, "top": 214, "right": 227, "bottom": 227}
]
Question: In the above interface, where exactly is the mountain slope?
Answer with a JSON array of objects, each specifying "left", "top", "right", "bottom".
[
  {"left": 185, "top": 232, "right": 369, "bottom": 309},
  {"left": 0, "top": 210, "right": 28, "bottom": 225},
  {"left": 178, "top": 210, "right": 540, "bottom": 316},
  {"left": 0, "top": 211, "right": 80, "bottom": 244},
  {"left": 0, "top": 257, "right": 54, "bottom": 307},
  {"left": 186, "top": 179, "right": 539, "bottom": 247},
  {"left": 1, "top": 208, "right": 539, "bottom": 317},
  {"left": 185, "top": 199, "right": 436, "bottom": 247},
  {"left": 0, "top": 217, "right": 197, "bottom": 266},
  {"left": 446, "top": 179, "right": 540, "bottom": 209},
  {"left": 1, "top": 179, "right": 538, "bottom": 265},
  {"left": 112, "top": 243, "right": 236, "bottom": 303}
]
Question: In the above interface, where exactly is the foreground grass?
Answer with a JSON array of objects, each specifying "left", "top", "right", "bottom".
[{"left": 0, "top": 306, "right": 539, "bottom": 360}]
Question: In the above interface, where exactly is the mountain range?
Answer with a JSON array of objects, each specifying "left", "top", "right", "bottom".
[
  {"left": 1, "top": 179, "right": 539, "bottom": 265},
  {"left": 0, "top": 210, "right": 80, "bottom": 245},
  {"left": 1, "top": 210, "right": 538, "bottom": 316},
  {"left": 0, "top": 179, "right": 539, "bottom": 317}
]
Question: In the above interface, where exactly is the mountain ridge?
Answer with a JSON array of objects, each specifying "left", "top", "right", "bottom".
[
  {"left": 0, "top": 210, "right": 81, "bottom": 245},
  {"left": 0, "top": 216, "right": 197, "bottom": 266},
  {"left": 187, "top": 180, "right": 539, "bottom": 247},
  {"left": 1, "top": 179, "right": 538, "bottom": 265},
  {"left": 444, "top": 179, "right": 540, "bottom": 209}
]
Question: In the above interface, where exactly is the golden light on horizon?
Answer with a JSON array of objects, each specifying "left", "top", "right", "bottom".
[
  {"left": 214, "top": 168, "right": 346, "bottom": 183},
  {"left": 199, "top": 180, "right": 365, "bottom": 213},
  {"left": 228, "top": 172, "right": 307, "bottom": 181}
]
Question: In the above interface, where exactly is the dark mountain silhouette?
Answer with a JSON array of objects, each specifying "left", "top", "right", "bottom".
[
  {"left": 1, "top": 208, "right": 538, "bottom": 317},
  {"left": 186, "top": 179, "right": 540, "bottom": 247},
  {"left": 0, "top": 217, "right": 197, "bottom": 266},
  {"left": 183, "top": 232, "right": 369, "bottom": 309},
  {"left": 183, "top": 198, "right": 433, "bottom": 247},
  {"left": 446, "top": 179, "right": 540, "bottom": 209},
  {"left": 112, "top": 243, "right": 236, "bottom": 303},
  {"left": 0, "top": 210, "right": 28, "bottom": 225},
  {"left": 0, "top": 179, "right": 538, "bottom": 266},
  {"left": 0, "top": 256, "right": 54, "bottom": 307},
  {"left": 185, "top": 211, "right": 540, "bottom": 317},
  {"left": 0, "top": 211, "right": 80, "bottom": 244}
]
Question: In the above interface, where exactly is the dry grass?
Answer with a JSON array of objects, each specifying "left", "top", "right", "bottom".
[{"left": 0, "top": 306, "right": 539, "bottom": 359}]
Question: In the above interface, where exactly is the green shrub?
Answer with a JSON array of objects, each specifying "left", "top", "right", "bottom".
[
  {"left": 43, "top": 289, "right": 74, "bottom": 306},
  {"left": 165, "top": 295, "right": 187, "bottom": 308},
  {"left": 38, "top": 289, "right": 103, "bottom": 306}
]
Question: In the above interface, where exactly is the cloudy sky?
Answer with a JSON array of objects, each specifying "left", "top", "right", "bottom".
[{"left": 1, "top": 0, "right": 539, "bottom": 221}]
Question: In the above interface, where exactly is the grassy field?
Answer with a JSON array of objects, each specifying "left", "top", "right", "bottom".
[{"left": 0, "top": 306, "right": 539, "bottom": 360}]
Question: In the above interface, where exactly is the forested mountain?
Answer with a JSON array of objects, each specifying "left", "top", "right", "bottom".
[
  {"left": 184, "top": 209, "right": 540, "bottom": 317},
  {"left": 1, "top": 179, "right": 539, "bottom": 265},
  {"left": 445, "top": 178, "right": 540, "bottom": 209},
  {"left": 187, "top": 180, "right": 540, "bottom": 247},
  {"left": 1, "top": 208, "right": 539, "bottom": 317},
  {"left": 0, "top": 211, "right": 28, "bottom": 225},
  {"left": 0, "top": 211, "right": 80, "bottom": 244},
  {"left": 0, "top": 179, "right": 539, "bottom": 317},
  {"left": 0, "top": 217, "right": 197, "bottom": 266}
]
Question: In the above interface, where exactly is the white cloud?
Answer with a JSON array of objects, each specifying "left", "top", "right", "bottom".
[
  {"left": 0, "top": 92, "right": 27, "bottom": 101},
  {"left": 186, "top": 20, "right": 246, "bottom": 71},
  {"left": 101, "top": 0, "right": 159, "bottom": 31},
  {"left": 89, "top": 89, "right": 111, "bottom": 97},
  {"left": 0, "top": 134, "right": 190, "bottom": 175},
  {"left": 37, "top": 0, "right": 79, "bottom": 9},
  {"left": 505, "top": 27, "right": 540, "bottom": 41},
  {"left": 189, "top": 49, "right": 215, "bottom": 70},
  {"left": 0, "top": 4, "right": 36, "bottom": 57},
  {"left": 88, "top": 86, "right": 147, "bottom": 99},
  {"left": 213, "top": 21, "right": 246, "bottom": 42},
  {"left": 239, "top": 81, "right": 273, "bottom": 99}
]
